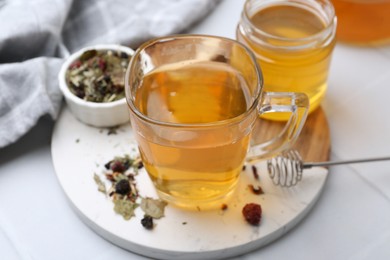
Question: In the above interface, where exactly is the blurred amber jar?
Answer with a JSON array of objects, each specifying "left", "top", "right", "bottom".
[{"left": 332, "top": 0, "right": 390, "bottom": 45}]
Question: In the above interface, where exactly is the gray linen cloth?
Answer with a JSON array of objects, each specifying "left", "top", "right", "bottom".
[{"left": 0, "top": 0, "right": 220, "bottom": 148}]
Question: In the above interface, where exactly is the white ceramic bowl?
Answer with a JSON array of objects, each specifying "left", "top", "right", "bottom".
[{"left": 58, "top": 44, "right": 134, "bottom": 127}]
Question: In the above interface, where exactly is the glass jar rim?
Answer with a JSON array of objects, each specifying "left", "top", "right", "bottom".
[{"left": 241, "top": 0, "right": 337, "bottom": 48}]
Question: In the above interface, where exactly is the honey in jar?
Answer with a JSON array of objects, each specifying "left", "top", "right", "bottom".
[{"left": 332, "top": 0, "right": 390, "bottom": 45}]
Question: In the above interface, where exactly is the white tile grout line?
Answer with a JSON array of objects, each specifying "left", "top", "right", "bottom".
[{"left": 0, "top": 212, "right": 34, "bottom": 260}]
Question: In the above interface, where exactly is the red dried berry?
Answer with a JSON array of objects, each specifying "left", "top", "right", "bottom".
[
  {"left": 69, "top": 60, "right": 82, "bottom": 69},
  {"left": 98, "top": 58, "right": 106, "bottom": 71},
  {"left": 110, "top": 161, "right": 126, "bottom": 173},
  {"left": 242, "top": 203, "right": 262, "bottom": 226}
]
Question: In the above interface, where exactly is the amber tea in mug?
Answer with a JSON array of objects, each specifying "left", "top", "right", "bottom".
[
  {"left": 135, "top": 62, "right": 251, "bottom": 208},
  {"left": 125, "top": 35, "right": 309, "bottom": 210},
  {"left": 237, "top": 0, "right": 337, "bottom": 120}
]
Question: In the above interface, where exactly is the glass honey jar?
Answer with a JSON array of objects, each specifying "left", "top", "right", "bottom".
[{"left": 236, "top": 0, "right": 337, "bottom": 120}]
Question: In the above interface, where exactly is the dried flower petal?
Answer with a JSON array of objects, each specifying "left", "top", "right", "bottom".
[
  {"left": 113, "top": 173, "right": 128, "bottom": 182},
  {"left": 140, "top": 198, "right": 167, "bottom": 219},
  {"left": 114, "top": 199, "right": 138, "bottom": 220}
]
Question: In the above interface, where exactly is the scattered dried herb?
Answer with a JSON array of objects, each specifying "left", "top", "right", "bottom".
[
  {"left": 134, "top": 158, "right": 144, "bottom": 169},
  {"left": 93, "top": 173, "right": 107, "bottom": 194},
  {"left": 66, "top": 49, "right": 131, "bottom": 103},
  {"left": 107, "top": 126, "right": 119, "bottom": 135},
  {"left": 114, "top": 199, "right": 138, "bottom": 220},
  {"left": 112, "top": 173, "right": 128, "bottom": 182},
  {"left": 105, "top": 173, "right": 115, "bottom": 182},
  {"left": 140, "top": 197, "right": 167, "bottom": 219},
  {"left": 95, "top": 155, "right": 267, "bottom": 229},
  {"left": 251, "top": 165, "right": 259, "bottom": 180},
  {"left": 242, "top": 203, "right": 262, "bottom": 226},
  {"left": 94, "top": 154, "right": 167, "bottom": 228},
  {"left": 248, "top": 184, "right": 264, "bottom": 195},
  {"left": 141, "top": 215, "right": 154, "bottom": 230},
  {"left": 221, "top": 204, "right": 228, "bottom": 211}
]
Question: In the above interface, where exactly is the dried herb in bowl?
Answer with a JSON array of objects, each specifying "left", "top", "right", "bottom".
[{"left": 66, "top": 49, "right": 131, "bottom": 103}]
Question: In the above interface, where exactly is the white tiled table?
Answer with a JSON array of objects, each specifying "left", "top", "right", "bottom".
[{"left": 1, "top": 0, "right": 390, "bottom": 259}]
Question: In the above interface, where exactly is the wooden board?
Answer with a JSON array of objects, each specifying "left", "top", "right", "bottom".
[{"left": 253, "top": 107, "right": 331, "bottom": 163}]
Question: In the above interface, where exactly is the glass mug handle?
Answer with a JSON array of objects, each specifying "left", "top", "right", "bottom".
[{"left": 247, "top": 92, "right": 309, "bottom": 162}]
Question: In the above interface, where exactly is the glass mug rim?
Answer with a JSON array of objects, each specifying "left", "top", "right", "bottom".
[
  {"left": 125, "top": 34, "right": 263, "bottom": 129},
  {"left": 241, "top": 0, "right": 337, "bottom": 48}
]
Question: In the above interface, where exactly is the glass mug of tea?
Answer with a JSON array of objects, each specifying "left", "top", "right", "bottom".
[
  {"left": 237, "top": 0, "right": 337, "bottom": 120},
  {"left": 125, "top": 35, "right": 309, "bottom": 210}
]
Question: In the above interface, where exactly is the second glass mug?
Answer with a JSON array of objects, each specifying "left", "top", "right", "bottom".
[{"left": 125, "top": 35, "right": 309, "bottom": 210}]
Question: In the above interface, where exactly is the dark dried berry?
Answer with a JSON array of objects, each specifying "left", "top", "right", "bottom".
[
  {"left": 74, "top": 88, "right": 85, "bottom": 99},
  {"left": 103, "top": 75, "right": 111, "bottom": 82},
  {"left": 115, "top": 179, "right": 131, "bottom": 195},
  {"left": 242, "top": 203, "right": 262, "bottom": 226},
  {"left": 141, "top": 215, "right": 154, "bottom": 230},
  {"left": 111, "top": 161, "right": 126, "bottom": 173}
]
